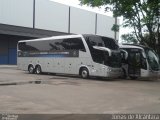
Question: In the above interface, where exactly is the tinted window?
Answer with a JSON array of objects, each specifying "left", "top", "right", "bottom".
[
  {"left": 86, "top": 36, "right": 104, "bottom": 47},
  {"left": 19, "top": 41, "right": 52, "bottom": 52},
  {"left": 49, "top": 39, "right": 70, "bottom": 51},
  {"left": 49, "top": 39, "right": 63, "bottom": 51},
  {"left": 102, "top": 37, "right": 119, "bottom": 50},
  {"left": 49, "top": 38, "right": 85, "bottom": 51},
  {"left": 18, "top": 42, "right": 39, "bottom": 51},
  {"left": 18, "top": 37, "right": 86, "bottom": 52},
  {"left": 91, "top": 49, "right": 105, "bottom": 64},
  {"left": 69, "top": 38, "right": 85, "bottom": 51},
  {"left": 84, "top": 35, "right": 118, "bottom": 50},
  {"left": 121, "top": 48, "right": 147, "bottom": 70}
]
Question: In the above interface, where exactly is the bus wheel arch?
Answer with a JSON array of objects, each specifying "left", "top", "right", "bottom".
[
  {"left": 79, "top": 67, "right": 89, "bottom": 79},
  {"left": 28, "top": 64, "right": 35, "bottom": 74},
  {"left": 35, "top": 64, "right": 42, "bottom": 74}
]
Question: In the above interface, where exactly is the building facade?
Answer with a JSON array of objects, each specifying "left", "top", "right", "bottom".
[{"left": 0, "top": 0, "right": 119, "bottom": 64}]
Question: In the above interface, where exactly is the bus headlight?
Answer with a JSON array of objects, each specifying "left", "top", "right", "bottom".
[
  {"left": 107, "top": 68, "right": 112, "bottom": 72},
  {"left": 92, "top": 68, "right": 96, "bottom": 72}
]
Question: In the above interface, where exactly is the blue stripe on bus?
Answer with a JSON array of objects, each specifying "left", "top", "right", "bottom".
[
  {"left": 34, "top": 54, "right": 66, "bottom": 57},
  {"left": 19, "top": 54, "right": 69, "bottom": 57}
]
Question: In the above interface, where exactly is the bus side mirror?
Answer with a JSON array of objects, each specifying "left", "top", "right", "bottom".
[
  {"left": 93, "top": 46, "right": 112, "bottom": 56},
  {"left": 120, "top": 50, "right": 128, "bottom": 60}
]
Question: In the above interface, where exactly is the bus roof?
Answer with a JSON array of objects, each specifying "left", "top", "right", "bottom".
[
  {"left": 18, "top": 34, "right": 83, "bottom": 43},
  {"left": 82, "top": 34, "right": 114, "bottom": 40},
  {"left": 119, "top": 44, "right": 150, "bottom": 50},
  {"left": 18, "top": 34, "right": 115, "bottom": 43}
]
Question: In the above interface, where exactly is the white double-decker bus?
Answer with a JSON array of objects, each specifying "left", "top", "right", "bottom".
[
  {"left": 120, "top": 44, "right": 160, "bottom": 79},
  {"left": 17, "top": 34, "right": 122, "bottom": 78}
]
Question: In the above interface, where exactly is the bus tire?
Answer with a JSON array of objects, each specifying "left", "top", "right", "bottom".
[
  {"left": 80, "top": 68, "right": 89, "bottom": 79},
  {"left": 35, "top": 65, "right": 42, "bottom": 74},
  {"left": 28, "top": 65, "right": 34, "bottom": 74}
]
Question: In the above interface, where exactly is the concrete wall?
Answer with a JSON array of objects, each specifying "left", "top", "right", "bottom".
[
  {"left": 0, "top": 0, "right": 118, "bottom": 39},
  {"left": 0, "top": 0, "right": 119, "bottom": 65},
  {"left": 70, "top": 7, "right": 96, "bottom": 34},
  {"left": 97, "top": 14, "right": 114, "bottom": 39},
  {"left": 35, "top": 0, "right": 69, "bottom": 33},
  {"left": 0, "top": 0, "right": 33, "bottom": 28}
]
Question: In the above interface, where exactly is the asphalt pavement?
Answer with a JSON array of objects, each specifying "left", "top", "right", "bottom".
[{"left": 0, "top": 66, "right": 160, "bottom": 114}]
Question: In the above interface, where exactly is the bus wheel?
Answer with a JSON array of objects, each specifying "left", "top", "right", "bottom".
[
  {"left": 35, "top": 65, "right": 42, "bottom": 74},
  {"left": 28, "top": 65, "right": 34, "bottom": 74},
  {"left": 80, "top": 68, "right": 89, "bottom": 79}
]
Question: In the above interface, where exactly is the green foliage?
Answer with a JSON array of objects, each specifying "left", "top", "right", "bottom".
[
  {"left": 80, "top": 0, "right": 160, "bottom": 53},
  {"left": 121, "top": 33, "right": 138, "bottom": 44},
  {"left": 111, "top": 24, "right": 119, "bottom": 32}
]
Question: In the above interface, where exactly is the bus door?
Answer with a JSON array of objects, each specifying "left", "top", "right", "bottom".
[{"left": 128, "top": 49, "right": 141, "bottom": 78}]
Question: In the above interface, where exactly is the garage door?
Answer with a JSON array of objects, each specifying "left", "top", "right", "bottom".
[
  {"left": 0, "top": 54, "right": 8, "bottom": 64},
  {"left": 8, "top": 48, "right": 17, "bottom": 65}
]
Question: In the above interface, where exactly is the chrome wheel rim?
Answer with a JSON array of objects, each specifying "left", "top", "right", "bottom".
[
  {"left": 82, "top": 70, "right": 88, "bottom": 78},
  {"left": 36, "top": 66, "right": 41, "bottom": 74},
  {"left": 29, "top": 66, "right": 34, "bottom": 73}
]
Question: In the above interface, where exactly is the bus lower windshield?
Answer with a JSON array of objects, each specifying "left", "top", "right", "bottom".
[
  {"left": 91, "top": 49, "right": 121, "bottom": 68},
  {"left": 108, "top": 52, "right": 122, "bottom": 68},
  {"left": 84, "top": 35, "right": 121, "bottom": 68},
  {"left": 145, "top": 48, "right": 160, "bottom": 71}
]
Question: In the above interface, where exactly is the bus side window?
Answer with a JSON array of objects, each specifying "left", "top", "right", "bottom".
[{"left": 69, "top": 38, "right": 86, "bottom": 52}]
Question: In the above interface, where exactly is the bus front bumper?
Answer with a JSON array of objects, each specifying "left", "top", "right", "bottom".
[
  {"left": 149, "top": 70, "right": 160, "bottom": 78},
  {"left": 106, "top": 68, "right": 122, "bottom": 78}
]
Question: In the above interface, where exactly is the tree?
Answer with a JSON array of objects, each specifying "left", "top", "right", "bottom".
[
  {"left": 121, "top": 33, "right": 138, "bottom": 44},
  {"left": 80, "top": 0, "right": 160, "bottom": 53}
]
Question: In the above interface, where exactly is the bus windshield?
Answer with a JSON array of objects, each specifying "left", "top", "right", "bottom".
[
  {"left": 92, "top": 47, "right": 121, "bottom": 68},
  {"left": 83, "top": 35, "right": 119, "bottom": 50},
  {"left": 145, "top": 48, "right": 160, "bottom": 71},
  {"left": 108, "top": 52, "right": 122, "bottom": 68},
  {"left": 84, "top": 35, "right": 121, "bottom": 68}
]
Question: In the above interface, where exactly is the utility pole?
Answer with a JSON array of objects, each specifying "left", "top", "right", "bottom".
[
  {"left": 114, "top": 0, "right": 118, "bottom": 43},
  {"left": 114, "top": 16, "right": 118, "bottom": 43}
]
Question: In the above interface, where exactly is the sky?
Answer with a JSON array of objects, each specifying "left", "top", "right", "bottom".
[
  {"left": 50, "top": 0, "right": 130, "bottom": 41},
  {"left": 51, "top": 0, "right": 112, "bottom": 16}
]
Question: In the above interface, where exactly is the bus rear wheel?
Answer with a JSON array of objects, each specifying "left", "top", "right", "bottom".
[
  {"left": 80, "top": 68, "right": 89, "bottom": 79},
  {"left": 35, "top": 65, "right": 42, "bottom": 74},
  {"left": 28, "top": 65, "right": 34, "bottom": 74}
]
